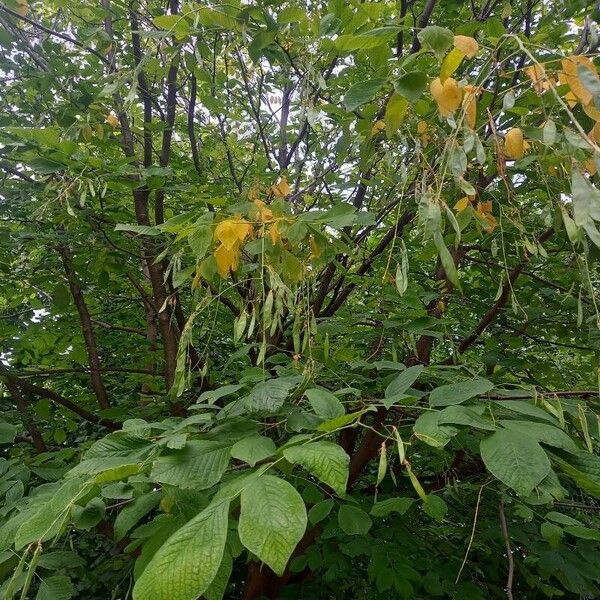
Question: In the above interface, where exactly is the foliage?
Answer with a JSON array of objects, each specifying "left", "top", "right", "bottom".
[{"left": 0, "top": 0, "right": 600, "bottom": 598}]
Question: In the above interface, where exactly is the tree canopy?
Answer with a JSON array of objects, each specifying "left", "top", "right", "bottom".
[{"left": 1, "top": 0, "right": 600, "bottom": 598}]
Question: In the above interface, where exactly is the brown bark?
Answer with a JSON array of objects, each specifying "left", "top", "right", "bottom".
[{"left": 56, "top": 242, "right": 110, "bottom": 410}]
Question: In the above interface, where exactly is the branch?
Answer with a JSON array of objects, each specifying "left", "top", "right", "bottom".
[
  {"left": 410, "top": 0, "right": 438, "bottom": 53},
  {"left": 91, "top": 319, "right": 147, "bottom": 336},
  {"left": 0, "top": 160, "right": 35, "bottom": 182},
  {"left": 1, "top": 372, "right": 118, "bottom": 430},
  {"left": 452, "top": 227, "right": 554, "bottom": 358},
  {"left": 0, "top": 3, "right": 109, "bottom": 64},
  {"left": 56, "top": 241, "right": 110, "bottom": 410}
]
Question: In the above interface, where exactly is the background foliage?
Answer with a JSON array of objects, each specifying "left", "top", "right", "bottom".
[{"left": 0, "top": 0, "right": 600, "bottom": 598}]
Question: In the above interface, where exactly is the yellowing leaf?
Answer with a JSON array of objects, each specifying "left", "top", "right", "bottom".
[
  {"left": 430, "top": 77, "right": 462, "bottom": 116},
  {"left": 309, "top": 236, "right": 321, "bottom": 259},
  {"left": 463, "top": 85, "right": 477, "bottom": 129},
  {"left": 214, "top": 244, "right": 239, "bottom": 278},
  {"left": 271, "top": 176, "right": 290, "bottom": 197},
  {"left": 505, "top": 127, "right": 525, "bottom": 160},
  {"left": 440, "top": 47, "right": 464, "bottom": 83},
  {"left": 453, "top": 35, "right": 479, "bottom": 58},
  {"left": 453, "top": 196, "right": 472, "bottom": 212},
  {"left": 105, "top": 113, "right": 119, "bottom": 128},
  {"left": 584, "top": 158, "right": 597, "bottom": 176},
  {"left": 371, "top": 120, "right": 386, "bottom": 135},
  {"left": 560, "top": 56, "right": 598, "bottom": 106},
  {"left": 214, "top": 217, "right": 252, "bottom": 250}
]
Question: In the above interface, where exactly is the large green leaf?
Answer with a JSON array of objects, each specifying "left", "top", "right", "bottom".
[
  {"left": 239, "top": 475, "right": 307, "bottom": 576},
  {"left": 150, "top": 441, "right": 230, "bottom": 489},
  {"left": 500, "top": 421, "right": 578, "bottom": 453},
  {"left": 230, "top": 435, "right": 276, "bottom": 467},
  {"left": 241, "top": 376, "right": 302, "bottom": 413},
  {"left": 133, "top": 499, "right": 230, "bottom": 600},
  {"left": 429, "top": 378, "right": 493, "bottom": 407},
  {"left": 417, "top": 25, "right": 454, "bottom": 58},
  {"left": 338, "top": 505, "right": 372, "bottom": 535},
  {"left": 305, "top": 388, "right": 345, "bottom": 419},
  {"left": 480, "top": 430, "right": 551, "bottom": 496},
  {"left": 283, "top": 441, "right": 349, "bottom": 495}
]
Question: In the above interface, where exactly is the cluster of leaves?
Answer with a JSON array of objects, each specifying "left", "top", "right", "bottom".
[{"left": 0, "top": 0, "right": 600, "bottom": 599}]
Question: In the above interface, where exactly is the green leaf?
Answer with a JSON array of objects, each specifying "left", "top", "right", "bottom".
[
  {"left": 429, "top": 378, "right": 493, "bottom": 407},
  {"left": 343, "top": 78, "right": 387, "bottom": 112},
  {"left": 437, "top": 405, "right": 495, "bottom": 430},
  {"left": 385, "top": 365, "right": 423, "bottom": 402},
  {"left": 316, "top": 409, "right": 373, "bottom": 432},
  {"left": 305, "top": 388, "right": 345, "bottom": 419},
  {"left": 493, "top": 400, "right": 558, "bottom": 424},
  {"left": 239, "top": 475, "right": 307, "bottom": 576},
  {"left": 152, "top": 15, "right": 190, "bottom": 40},
  {"left": 422, "top": 494, "right": 447, "bottom": 521},
  {"left": 338, "top": 505, "right": 372, "bottom": 535},
  {"left": 413, "top": 412, "right": 458, "bottom": 448},
  {"left": 204, "top": 552, "right": 233, "bottom": 600},
  {"left": 0, "top": 421, "right": 17, "bottom": 444},
  {"left": 15, "top": 478, "right": 91, "bottom": 549},
  {"left": 417, "top": 26, "right": 454, "bottom": 58},
  {"left": 133, "top": 499, "right": 230, "bottom": 600},
  {"left": 188, "top": 226, "right": 212, "bottom": 258},
  {"left": 500, "top": 421, "right": 578, "bottom": 454},
  {"left": 552, "top": 451, "right": 600, "bottom": 498},
  {"left": 114, "top": 493, "right": 161, "bottom": 542},
  {"left": 308, "top": 499, "right": 334, "bottom": 524},
  {"left": 283, "top": 441, "right": 349, "bottom": 495},
  {"left": 370, "top": 497, "right": 415, "bottom": 517},
  {"left": 396, "top": 71, "right": 427, "bottom": 102},
  {"left": 480, "top": 430, "right": 551, "bottom": 496},
  {"left": 230, "top": 435, "right": 276, "bottom": 467},
  {"left": 36, "top": 576, "right": 73, "bottom": 600},
  {"left": 384, "top": 92, "right": 408, "bottom": 136},
  {"left": 334, "top": 27, "right": 400, "bottom": 52},
  {"left": 72, "top": 498, "right": 105, "bottom": 530},
  {"left": 242, "top": 376, "right": 302, "bottom": 413},
  {"left": 150, "top": 441, "right": 230, "bottom": 489},
  {"left": 433, "top": 231, "right": 461, "bottom": 291}
]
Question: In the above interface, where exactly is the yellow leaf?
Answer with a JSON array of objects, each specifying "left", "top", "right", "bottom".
[
  {"left": 453, "top": 196, "right": 472, "bottom": 212},
  {"left": 417, "top": 121, "right": 428, "bottom": 135},
  {"left": 584, "top": 103, "right": 600, "bottom": 122},
  {"left": 105, "top": 113, "right": 119, "bottom": 128},
  {"left": 430, "top": 77, "right": 462, "bottom": 116},
  {"left": 590, "top": 122, "right": 600, "bottom": 143},
  {"left": 505, "top": 127, "right": 525, "bottom": 160},
  {"left": 269, "top": 221, "right": 281, "bottom": 246},
  {"left": 371, "top": 119, "right": 386, "bottom": 135},
  {"left": 214, "top": 216, "right": 252, "bottom": 250},
  {"left": 16, "top": 0, "right": 28, "bottom": 16},
  {"left": 453, "top": 35, "right": 479, "bottom": 58},
  {"left": 463, "top": 85, "right": 477, "bottom": 129},
  {"left": 252, "top": 199, "right": 273, "bottom": 223},
  {"left": 214, "top": 244, "right": 239, "bottom": 278},
  {"left": 560, "top": 56, "right": 598, "bottom": 106},
  {"left": 525, "top": 64, "right": 547, "bottom": 95},
  {"left": 440, "top": 47, "right": 464, "bottom": 83},
  {"left": 271, "top": 176, "right": 290, "bottom": 197},
  {"left": 483, "top": 213, "right": 497, "bottom": 233}
]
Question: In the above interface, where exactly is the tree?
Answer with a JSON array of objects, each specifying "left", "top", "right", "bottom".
[{"left": 0, "top": 0, "right": 599, "bottom": 598}]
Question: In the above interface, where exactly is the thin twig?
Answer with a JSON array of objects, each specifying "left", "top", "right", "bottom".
[
  {"left": 456, "top": 482, "right": 488, "bottom": 583},
  {"left": 498, "top": 499, "right": 515, "bottom": 600}
]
